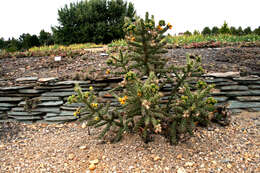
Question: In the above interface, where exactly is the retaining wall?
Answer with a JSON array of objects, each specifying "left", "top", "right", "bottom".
[{"left": 0, "top": 72, "right": 260, "bottom": 123}]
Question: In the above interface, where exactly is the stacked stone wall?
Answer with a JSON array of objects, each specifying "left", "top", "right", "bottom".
[{"left": 0, "top": 72, "right": 259, "bottom": 123}]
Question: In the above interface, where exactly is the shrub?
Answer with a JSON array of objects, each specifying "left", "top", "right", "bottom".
[
  {"left": 211, "top": 26, "right": 219, "bottom": 35},
  {"left": 183, "top": 30, "right": 192, "bottom": 36},
  {"left": 68, "top": 13, "right": 228, "bottom": 145},
  {"left": 202, "top": 27, "right": 211, "bottom": 35},
  {"left": 52, "top": 0, "right": 135, "bottom": 45},
  {"left": 219, "top": 21, "right": 231, "bottom": 34},
  {"left": 244, "top": 27, "right": 252, "bottom": 35}
]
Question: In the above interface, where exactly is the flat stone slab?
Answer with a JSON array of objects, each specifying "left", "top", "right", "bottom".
[
  {"left": 31, "top": 107, "right": 60, "bottom": 113},
  {"left": 0, "top": 107, "right": 10, "bottom": 111},
  {"left": 38, "top": 77, "right": 59, "bottom": 83},
  {"left": 220, "top": 85, "right": 248, "bottom": 91},
  {"left": 53, "top": 81, "right": 91, "bottom": 86},
  {"left": 0, "top": 85, "right": 33, "bottom": 91},
  {"left": 7, "top": 111, "right": 44, "bottom": 116},
  {"left": 59, "top": 111, "right": 75, "bottom": 116},
  {"left": 205, "top": 72, "right": 240, "bottom": 78},
  {"left": 236, "top": 96, "right": 260, "bottom": 102},
  {"left": 18, "top": 89, "right": 45, "bottom": 94},
  {"left": 45, "top": 113, "right": 59, "bottom": 118},
  {"left": 16, "top": 77, "right": 38, "bottom": 82},
  {"left": 248, "top": 85, "right": 260, "bottom": 89},
  {"left": 37, "top": 97, "right": 61, "bottom": 101},
  {"left": 0, "top": 103, "right": 17, "bottom": 107},
  {"left": 37, "top": 100, "right": 64, "bottom": 106},
  {"left": 213, "top": 96, "right": 228, "bottom": 102},
  {"left": 9, "top": 115, "right": 42, "bottom": 120},
  {"left": 0, "top": 97, "right": 24, "bottom": 102},
  {"left": 227, "top": 101, "right": 260, "bottom": 109},
  {"left": 42, "top": 92, "right": 76, "bottom": 97},
  {"left": 63, "top": 102, "right": 85, "bottom": 107},
  {"left": 44, "top": 116, "right": 76, "bottom": 122}
]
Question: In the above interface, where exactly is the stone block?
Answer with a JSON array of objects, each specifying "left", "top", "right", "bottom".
[
  {"left": 227, "top": 101, "right": 260, "bottom": 109},
  {"left": 0, "top": 97, "right": 24, "bottom": 102},
  {"left": 220, "top": 85, "right": 248, "bottom": 91}
]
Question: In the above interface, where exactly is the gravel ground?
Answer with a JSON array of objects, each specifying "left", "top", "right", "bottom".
[{"left": 0, "top": 111, "right": 259, "bottom": 173}]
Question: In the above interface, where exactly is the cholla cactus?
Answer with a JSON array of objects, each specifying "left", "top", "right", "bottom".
[{"left": 68, "top": 12, "right": 227, "bottom": 144}]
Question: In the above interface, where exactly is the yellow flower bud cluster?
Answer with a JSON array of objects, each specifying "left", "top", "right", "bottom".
[{"left": 118, "top": 96, "right": 128, "bottom": 105}]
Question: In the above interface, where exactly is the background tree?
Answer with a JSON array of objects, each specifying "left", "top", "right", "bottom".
[
  {"left": 201, "top": 27, "right": 211, "bottom": 35},
  {"left": 230, "top": 26, "right": 238, "bottom": 35},
  {"left": 183, "top": 30, "right": 192, "bottom": 36},
  {"left": 219, "top": 21, "right": 230, "bottom": 34},
  {"left": 39, "top": 30, "right": 54, "bottom": 46},
  {"left": 237, "top": 26, "right": 244, "bottom": 36},
  {"left": 193, "top": 30, "right": 200, "bottom": 35},
  {"left": 211, "top": 26, "right": 219, "bottom": 35},
  {"left": 243, "top": 26, "right": 252, "bottom": 35},
  {"left": 5, "top": 38, "right": 22, "bottom": 52},
  {"left": 0, "top": 37, "right": 5, "bottom": 50},
  {"left": 254, "top": 26, "right": 260, "bottom": 35},
  {"left": 52, "top": 0, "right": 135, "bottom": 45},
  {"left": 19, "top": 33, "right": 40, "bottom": 50}
]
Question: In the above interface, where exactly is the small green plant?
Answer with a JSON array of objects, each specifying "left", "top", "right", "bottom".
[{"left": 68, "top": 13, "right": 228, "bottom": 145}]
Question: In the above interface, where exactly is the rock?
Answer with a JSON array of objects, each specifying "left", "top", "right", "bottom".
[
  {"left": 213, "top": 96, "right": 228, "bottom": 102},
  {"left": 236, "top": 96, "right": 260, "bottom": 102},
  {"left": 177, "top": 167, "right": 186, "bottom": 173},
  {"left": 0, "top": 103, "right": 17, "bottom": 107},
  {"left": 16, "top": 77, "right": 38, "bottom": 82},
  {"left": 153, "top": 156, "right": 161, "bottom": 161},
  {"left": 206, "top": 72, "right": 240, "bottom": 78},
  {"left": 18, "top": 89, "right": 44, "bottom": 94},
  {"left": 79, "top": 145, "right": 87, "bottom": 150},
  {"left": 0, "top": 107, "right": 10, "bottom": 111},
  {"left": 248, "top": 85, "right": 260, "bottom": 89},
  {"left": 220, "top": 85, "right": 248, "bottom": 91},
  {"left": 31, "top": 107, "right": 60, "bottom": 113},
  {"left": 37, "top": 97, "right": 61, "bottom": 101},
  {"left": 7, "top": 111, "right": 44, "bottom": 116},
  {"left": 45, "top": 113, "right": 59, "bottom": 117},
  {"left": 38, "top": 101, "right": 64, "bottom": 106},
  {"left": 8, "top": 115, "right": 42, "bottom": 120},
  {"left": 88, "top": 163, "right": 96, "bottom": 171},
  {"left": 0, "top": 85, "right": 32, "bottom": 91},
  {"left": 250, "top": 108, "right": 260, "bottom": 112},
  {"left": 38, "top": 77, "right": 58, "bottom": 83},
  {"left": 89, "top": 159, "right": 99, "bottom": 164},
  {"left": 82, "top": 122, "right": 87, "bottom": 128},
  {"left": 0, "top": 97, "right": 24, "bottom": 102},
  {"left": 68, "top": 153, "right": 75, "bottom": 160},
  {"left": 54, "top": 81, "right": 91, "bottom": 86},
  {"left": 44, "top": 116, "right": 76, "bottom": 122},
  {"left": 63, "top": 102, "right": 85, "bottom": 107},
  {"left": 205, "top": 78, "right": 232, "bottom": 83},
  {"left": 230, "top": 109, "right": 243, "bottom": 114},
  {"left": 233, "top": 77, "right": 260, "bottom": 84},
  {"left": 227, "top": 101, "right": 260, "bottom": 109},
  {"left": 184, "top": 162, "right": 195, "bottom": 167},
  {"left": 42, "top": 92, "right": 76, "bottom": 97},
  {"left": 59, "top": 111, "right": 74, "bottom": 116}
]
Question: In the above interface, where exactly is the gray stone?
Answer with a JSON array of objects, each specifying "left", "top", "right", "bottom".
[
  {"left": 16, "top": 77, "right": 38, "bottom": 82},
  {"left": 251, "top": 90, "right": 260, "bottom": 95},
  {"left": 9, "top": 115, "right": 42, "bottom": 121},
  {"left": 233, "top": 77, "right": 260, "bottom": 84},
  {"left": 37, "top": 97, "right": 61, "bottom": 101},
  {"left": 38, "top": 100, "right": 64, "bottom": 106},
  {"left": 11, "top": 107, "right": 25, "bottom": 112},
  {"left": 214, "top": 82, "right": 239, "bottom": 86},
  {"left": 54, "top": 80, "right": 91, "bottom": 86},
  {"left": 35, "top": 85, "right": 72, "bottom": 90},
  {"left": 0, "top": 85, "right": 32, "bottom": 91},
  {"left": 0, "top": 97, "right": 24, "bottom": 102},
  {"left": 60, "top": 106, "right": 78, "bottom": 111},
  {"left": 248, "top": 85, "right": 260, "bottom": 89},
  {"left": 249, "top": 108, "right": 260, "bottom": 112},
  {"left": 59, "top": 111, "right": 75, "bottom": 116},
  {"left": 0, "top": 103, "right": 17, "bottom": 107},
  {"left": 51, "top": 88, "right": 89, "bottom": 92},
  {"left": 38, "top": 77, "right": 58, "bottom": 83},
  {"left": 0, "top": 107, "right": 10, "bottom": 111},
  {"left": 227, "top": 101, "right": 260, "bottom": 109},
  {"left": 18, "top": 89, "right": 44, "bottom": 94},
  {"left": 212, "top": 90, "right": 260, "bottom": 97},
  {"left": 63, "top": 102, "right": 85, "bottom": 107},
  {"left": 213, "top": 96, "right": 228, "bottom": 102},
  {"left": 44, "top": 116, "right": 76, "bottom": 122},
  {"left": 220, "top": 85, "right": 248, "bottom": 91},
  {"left": 42, "top": 92, "right": 76, "bottom": 97},
  {"left": 205, "top": 78, "right": 231, "bottom": 83},
  {"left": 7, "top": 111, "right": 44, "bottom": 116},
  {"left": 236, "top": 96, "right": 260, "bottom": 102},
  {"left": 31, "top": 107, "right": 60, "bottom": 113},
  {"left": 206, "top": 72, "right": 240, "bottom": 78},
  {"left": 45, "top": 113, "right": 59, "bottom": 118}
]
